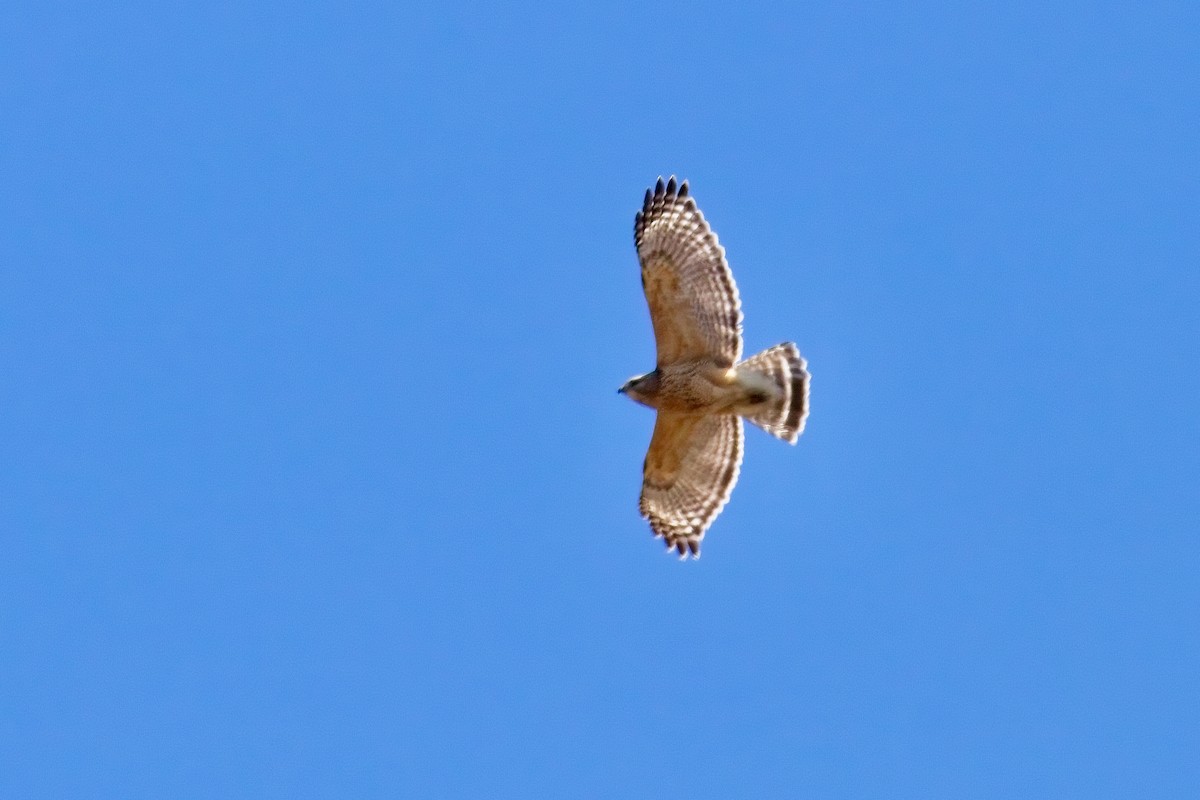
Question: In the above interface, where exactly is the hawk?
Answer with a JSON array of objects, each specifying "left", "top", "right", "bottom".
[{"left": 618, "top": 177, "right": 810, "bottom": 559}]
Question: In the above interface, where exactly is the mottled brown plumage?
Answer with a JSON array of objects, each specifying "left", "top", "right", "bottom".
[{"left": 620, "top": 177, "right": 811, "bottom": 558}]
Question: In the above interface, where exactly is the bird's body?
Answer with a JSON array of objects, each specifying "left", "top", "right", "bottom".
[
  {"left": 622, "top": 363, "right": 736, "bottom": 413},
  {"left": 622, "top": 362, "right": 779, "bottom": 415},
  {"left": 620, "top": 177, "right": 810, "bottom": 558}
]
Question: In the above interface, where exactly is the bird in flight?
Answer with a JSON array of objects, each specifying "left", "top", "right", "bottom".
[{"left": 619, "top": 177, "right": 810, "bottom": 559}]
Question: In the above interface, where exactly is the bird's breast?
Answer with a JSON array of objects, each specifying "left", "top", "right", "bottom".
[{"left": 653, "top": 363, "right": 742, "bottom": 413}]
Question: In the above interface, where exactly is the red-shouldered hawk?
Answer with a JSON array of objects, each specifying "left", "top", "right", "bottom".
[{"left": 618, "top": 177, "right": 810, "bottom": 559}]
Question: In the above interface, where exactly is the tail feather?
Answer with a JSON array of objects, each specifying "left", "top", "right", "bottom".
[{"left": 737, "top": 343, "right": 810, "bottom": 444}]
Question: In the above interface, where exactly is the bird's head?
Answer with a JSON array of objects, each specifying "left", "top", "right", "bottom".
[{"left": 617, "top": 371, "right": 660, "bottom": 407}]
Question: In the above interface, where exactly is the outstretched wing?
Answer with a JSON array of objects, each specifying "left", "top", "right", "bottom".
[
  {"left": 639, "top": 412, "right": 744, "bottom": 558},
  {"left": 635, "top": 176, "right": 743, "bottom": 368}
]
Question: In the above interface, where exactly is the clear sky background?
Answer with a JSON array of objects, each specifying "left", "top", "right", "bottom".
[{"left": 3, "top": 2, "right": 1197, "bottom": 797}]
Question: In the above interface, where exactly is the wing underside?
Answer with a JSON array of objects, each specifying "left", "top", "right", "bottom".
[
  {"left": 639, "top": 412, "right": 744, "bottom": 558},
  {"left": 635, "top": 177, "right": 743, "bottom": 367}
]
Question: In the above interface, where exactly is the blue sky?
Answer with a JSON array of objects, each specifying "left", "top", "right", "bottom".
[{"left": 3, "top": 1, "right": 1197, "bottom": 797}]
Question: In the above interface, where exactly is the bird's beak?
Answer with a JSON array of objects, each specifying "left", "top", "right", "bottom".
[{"left": 617, "top": 385, "right": 626, "bottom": 395}]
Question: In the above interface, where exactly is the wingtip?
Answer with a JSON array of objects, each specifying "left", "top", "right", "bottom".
[{"left": 649, "top": 175, "right": 690, "bottom": 200}]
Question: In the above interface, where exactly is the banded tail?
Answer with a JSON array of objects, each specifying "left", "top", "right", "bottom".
[{"left": 737, "top": 343, "right": 810, "bottom": 444}]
